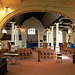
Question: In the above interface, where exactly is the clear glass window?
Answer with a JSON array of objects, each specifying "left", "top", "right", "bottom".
[{"left": 28, "top": 28, "right": 35, "bottom": 35}]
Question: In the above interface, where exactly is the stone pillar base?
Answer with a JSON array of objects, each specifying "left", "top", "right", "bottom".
[
  {"left": 55, "top": 47, "right": 60, "bottom": 53},
  {"left": 51, "top": 46, "right": 54, "bottom": 50}
]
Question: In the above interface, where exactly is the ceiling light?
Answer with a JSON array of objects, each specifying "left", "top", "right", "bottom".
[
  {"left": 4, "top": 7, "right": 10, "bottom": 10},
  {"left": 4, "top": 7, "right": 6, "bottom": 10},
  {"left": 8, "top": 8, "right": 10, "bottom": 10}
]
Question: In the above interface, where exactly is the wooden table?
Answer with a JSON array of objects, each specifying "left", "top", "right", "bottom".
[{"left": 3, "top": 53, "right": 19, "bottom": 65}]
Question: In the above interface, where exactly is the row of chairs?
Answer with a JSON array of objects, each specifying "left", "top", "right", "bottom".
[
  {"left": 36, "top": 48, "right": 55, "bottom": 58},
  {"left": 61, "top": 48, "right": 75, "bottom": 57},
  {"left": 16, "top": 48, "right": 32, "bottom": 59},
  {"left": 40, "top": 51, "right": 54, "bottom": 58}
]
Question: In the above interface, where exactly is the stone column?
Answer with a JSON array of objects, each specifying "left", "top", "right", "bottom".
[
  {"left": 38, "top": 31, "right": 43, "bottom": 48},
  {"left": 16, "top": 28, "right": 19, "bottom": 46},
  {"left": 15, "top": 26, "right": 17, "bottom": 46},
  {"left": 55, "top": 23, "right": 60, "bottom": 53},
  {"left": 47, "top": 29, "right": 50, "bottom": 48},
  {"left": 11, "top": 22, "right": 15, "bottom": 52},
  {"left": 21, "top": 30, "right": 27, "bottom": 48},
  {"left": 11, "top": 22, "right": 15, "bottom": 42},
  {"left": 25, "top": 32, "right": 27, "bottom": 48},
  {"left": 0, "top": 33, "right": 3, "bottom": 49},
  {"left": 51, "top": 26, "right": 54, "bottom": 50}
]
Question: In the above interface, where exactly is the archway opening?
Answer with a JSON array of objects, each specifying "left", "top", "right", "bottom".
[
  {"left": 0, "top": 12, "right": 75, "bottom": 64},
  {"left": 27, "top": 28, "right": 38, "bottom": 49},
  {"left": 1, "top": 12, "right": 74, "bottom": 50}
]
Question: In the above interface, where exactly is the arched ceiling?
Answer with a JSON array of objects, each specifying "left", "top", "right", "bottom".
[
  {"left": 14, "top": 12, "right": 46, "bottom": 27},
  {"left": 6, "top": 12, "right": 63, "bottom": 28},
  {"left": 4, "top": 12, "right": 73, "bottom": 33},
  {"left": 13, "top": 12, "right": 62, "bottom": 28}
]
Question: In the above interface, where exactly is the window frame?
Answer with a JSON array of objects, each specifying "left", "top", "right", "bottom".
[{"left": 28, "top": 28, "right": 36, "bottom": 35}]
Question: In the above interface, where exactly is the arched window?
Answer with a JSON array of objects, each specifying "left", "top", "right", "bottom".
[
  {"left": 47, "top": 31, "right": 51, "bottom": 43},
  {"left": 28, "top": 28, "right": 35, "bottom": 35},
  {"left": 68, "top": 29, "right": 71, "bottom": 33},
  {"left": 58, "top": 31, "right": 63, "bottom": 43}
]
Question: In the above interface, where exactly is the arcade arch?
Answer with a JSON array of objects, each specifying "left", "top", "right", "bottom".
[
  {"left": 0, "top": 5, "right": 75, "bottom": 33},
  {"left": 0, "top": 6, "right": 74, "bottom": 52}
]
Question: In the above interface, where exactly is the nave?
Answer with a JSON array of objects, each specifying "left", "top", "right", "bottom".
[{"left": 0, "top": 1, "right": 75, "bottom": 75}]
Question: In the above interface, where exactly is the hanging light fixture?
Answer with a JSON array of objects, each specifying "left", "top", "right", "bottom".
[{"left": 2, "top": 27, "right": 7, "bottom": 33}]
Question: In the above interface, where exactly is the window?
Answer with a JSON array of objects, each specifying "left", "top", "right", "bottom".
[
  {"left": 68, "top": 29, "right": 71, "bottom": 33},
  {"left": 58, "top": 31, "right": 63, "bottom": 43},
  {"left": 47, "top": 31, "right": 51, "bottom": 43},
  {"left": 28, "top": 28, "right": 35, "bottom": 35}
]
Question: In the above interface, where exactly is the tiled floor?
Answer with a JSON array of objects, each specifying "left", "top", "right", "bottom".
[{"left": 6, "top": 51, "right": 75, "bottom": 75}]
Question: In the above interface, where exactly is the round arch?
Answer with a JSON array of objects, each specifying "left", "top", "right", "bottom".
[{"left": 0, "top": 6, "right": 75, "bottom": 32}]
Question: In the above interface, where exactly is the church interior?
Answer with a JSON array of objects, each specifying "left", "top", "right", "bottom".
[{"left": 0, "top": 0, "right": 75, "bottom": 75}]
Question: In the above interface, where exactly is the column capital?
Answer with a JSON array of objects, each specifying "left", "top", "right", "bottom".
[
  {"left": 15, "top": 25, "right": 17, "bottom": 28},
  {"left": 46, "top": 28, "right": 50, "bottom": 32},
  {"left": 10, "top": 22, "right": 16, "bottom": 24},
  {"left": 55, "top": 23, "right": 59, "bottom": 25},
  {"left": 15, "top": 25, "right": 18, "bottom": 30},
  {"left": 52, "top": 26, "right": 54, "bottom": 28},
  {"left": 51, "top": 26, "right": 54, "bottom": 30}
]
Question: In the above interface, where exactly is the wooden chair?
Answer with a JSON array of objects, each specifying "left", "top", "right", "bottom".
[
  {"left": 19, "top": 51, "right": 22, "bottom": 59},
  {"left": 23, "top": 50, "right": 27, "bottom": 59},
  {"left": 47, "top": 52, "right": 51, "bottom": 58},
  {"left": 57, "top": 54, "right": 62, "bottom": 62},
  {"left": 39, "top": 49, "right": 42, "bottom": 58},
  {"left": 43, "top": 51, "right": 46, "bottom": 58}
]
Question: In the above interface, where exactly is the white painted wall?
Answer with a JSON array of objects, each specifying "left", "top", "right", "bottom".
[
  {"left": 27, "top": 35, "right": 38, "bottom": 43},
  {"left": 21, "top": 17, "right": 44, "bottom": 31},
  {"left": 65, "top": 27, "right": 75, "bottom": 43},
  {"left": 1, "top": 40, "right": 22, "bottom": 49},
  {"left": 21, "top": 17, "right": 44, "bottom": 48},
  {"left": 67, "top": 32, "right": 75, "bottom": 43}
]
